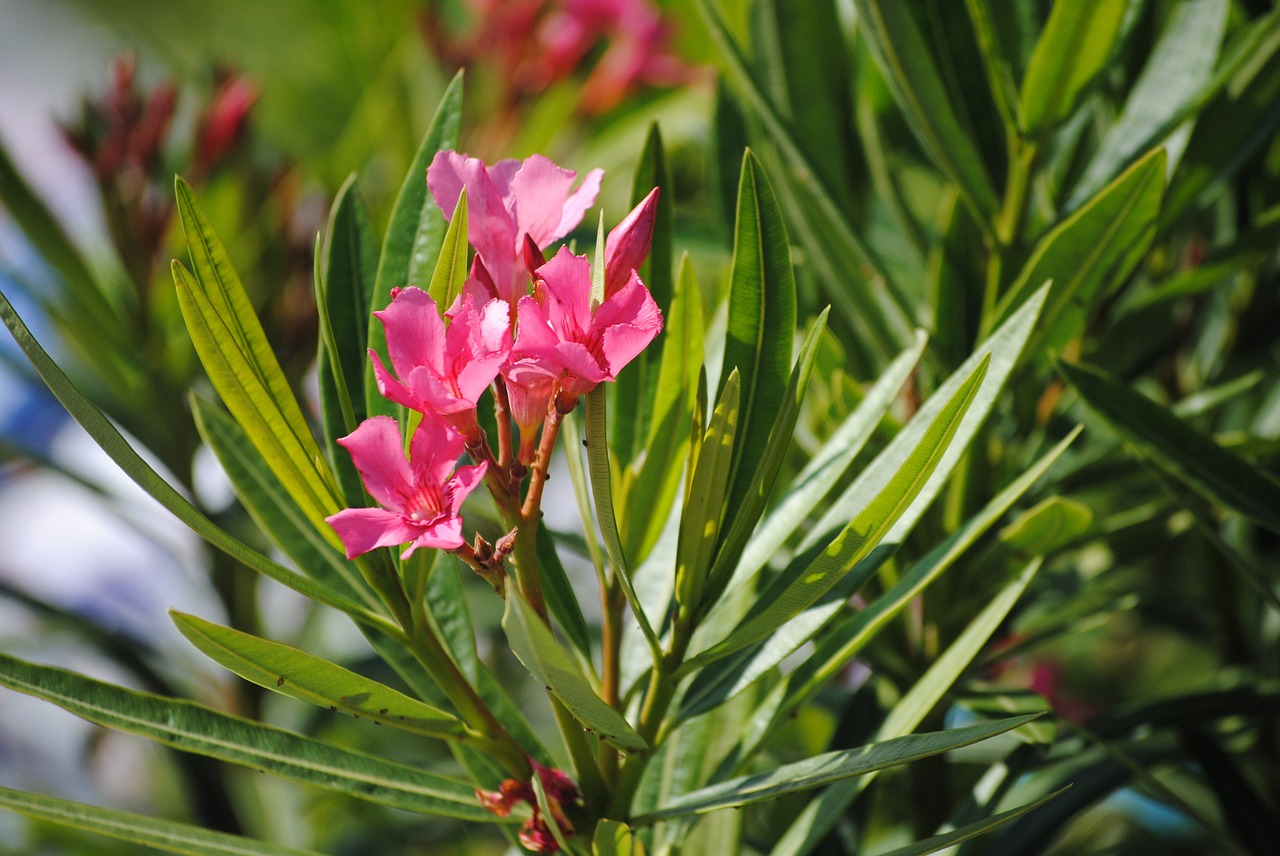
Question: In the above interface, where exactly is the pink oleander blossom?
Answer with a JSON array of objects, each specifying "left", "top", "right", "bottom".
[
  {"left": 326, "top": 415, "right": 486, "bottom": 559},
  {"left": 477, "top": 761, "right": 580, "bottom": 855},
  {"left": 369, "top": 287, "right": 511, "bottom": 439},
  {"left": 428, "top": 151, "right": 603, "bottom": 304},
  {"left": 511, "top": 246, "right": 662, "bottom": 399}
]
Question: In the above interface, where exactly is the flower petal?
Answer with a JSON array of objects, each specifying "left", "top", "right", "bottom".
[
  {"left": 509, "top": 155, "right": 590, "bottom": 247},
  {"left": 375, "top": 287, "right": 444, "bottom": 379},
  {"left": 604, "top": 187, "right": 659, "bottom": 299},
  {"left": 327, "top": 507, "right": 420, "bottom": 559},
  {"left": 337, "top": 416, "right": 413, "bottom": 511}
]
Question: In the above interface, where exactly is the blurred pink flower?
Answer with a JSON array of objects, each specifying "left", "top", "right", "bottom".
[
  {"left": 369, "top": 287, "right": 511, "bottom": 440},
  {"left": 477, "top": 760, "right": 580, "bottom": 854},
  {"left": 428, "top": 151, "right": 602, "bottom": 305},
  {"left": 326, "top": 415, "right": 486, "bottom": 559},
  {"left": 511, "top": 246, "right": 662, "bottom": 399}
]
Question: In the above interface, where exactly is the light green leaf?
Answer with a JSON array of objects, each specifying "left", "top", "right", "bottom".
[
  {"left": 0, "top": 786, "right": 322, "bottom": 856},
  {"left": 773, "top": 559, "right": 1047, "bottom": 855},
  {"left": 633, "top": 715, "right": 1039, "bottom": 822},
  {"left": 502, "top": 580, "right": 648, "bottom": 754},
  {"left": 733, "top": 330, "right": 928, "bottom": 589},
  {"left": 674, "top": 370, "right": 741, "bottom": 613},
  {"left": 999, "top": 496, "right": 1093, "bottom": 555},
  {"left": 428, "top": 188, "right": 469, "bottom": 312},
  {"left": 172, "top": 612, "right": 467, "bottom": 741},
  {"left": 0, "top": 290, "right": 391, "bottom": 630},
  {"left": 853, "top": 0, "right": 1000, "bottom": 218},
  {"left": 994, "top": 148, "right": 1166, "bottom": 356},
  {"left": 873, "top": 789, "right": 1070, "bottom": 856},
  {"left": 593, "top": 819, "right": 645, "bottom": 856},
  {"left": 175, "top": 178, "right": 324, "bottom": 475},
  {"left": 1019, "top": 0, "right": 1128, "bottom": 135},
  {"left": 683, "top": 355, "right": 989, "bottom": 672},
  {"left": 1061, "top": 359, "right": 1280, "bottom": 533},
  {"left": 0, "top": 652, "right": 495, "bottom": 820},
  {"left": 620, "top": 254, "right": 704, "bottom": 565},
  {"left": 173, "top": 260, "right": 338, "bottom": 528},
  {"left": 699, "top": 309, "right": 829, "bottom": 615},
  {"left": 585, "top": 385, "right": 662, "bottom": 665},
  {"left": 719, "top": 151, "right": 796, "bottom": 524},
  {"left": 1068, "top": 0, "right": 1228, "bottom": 208},
  {"left": 368, "top": 71, "right": 464, "bottom": 420}
]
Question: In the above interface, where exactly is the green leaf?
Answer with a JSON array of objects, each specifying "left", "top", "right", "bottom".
[
  {"left": 368, "top": 70, "right": 464, "bottom": 420},
  {"left": 318, "top": 175, "right": 379, "bottom": 505},
  {"left": 853, "top": 0, "right": 1000, "bottom": 218},
  {"left": 0, "top": 786, "right": 322, "bottom": 856},
  {"left": 174, "top": 259, "right": 337, "bottom": 527},
  {"left": 1061, "top": 360, "right": 1280, "bottom": 533},
  {"left": 632, "top": 715, "right": 1039, "bottom": 822},
  {"left": 593, "top": 819, "right": 644, "bottom": 856},
  {"left": 772, "top": 559, "right": 1047, "bottom": 855},
  {"left": 174, "top": 178, "right": 324, "bottom": 478},
  {"left": 538, "top": 520, "right": 593, "bottom": 660},
  {"left": 994, "top": 148, "right": 1166, "bottom": 356},
  {"left": 872, "top": 789, "right": 1070, "bottom": 856},
  {"left": 585, "top": 385, "right": 663, "bottom": 665},
  {"left": 0, "top": 651, "right": 495, "bottom": 820},
  {"left": 700, "top": 309, "right": 829, "bottom": 615},
  {"left": 733, "top": 330, "right": 928, "bottom": 589},
  {"left": 190, "top": 396, "right": 375, "bottom": 606},
  {"left": 428, "top": 188, "right": 469, "bottom": 312},
  {"left": 620, "top": 254, "right": 704, "bottom": 565},
  {"left": 674, "top": 370, "right": 741, "bottom": 613},
  {"left": 611, "top": 123, "right": 675, "bottom": 468},
  {"left": 683, "top": 355, "right": 989, "bottom": 672},
  {"left": 1018, "top": 0, "right": 1128, "bottom": 135},
  {"left": 1067, "top": 0, "right": 1228, "bottom": 208},
  {"left": 719, "top": 151, "right": 796, "bottom": 522},
  {"left": 172, "top": 611, "right": 467, "bottom": 741},
  {"left": 0, "top": 290, "right": 392, "bottom": 631},
  {"left": 999, "top": 495, "right": 1093, "bottom": 555},
  {"left": 502, "top": 580, "right": 647, "bottom": 754}
]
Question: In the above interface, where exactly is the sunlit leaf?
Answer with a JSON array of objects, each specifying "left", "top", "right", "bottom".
[{"left": 1019, "top": 0, "right": 1128, "bottom": 135}]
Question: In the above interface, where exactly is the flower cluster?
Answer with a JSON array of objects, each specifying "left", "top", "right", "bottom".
[{"left": 326, "top": 151, "right": 662, "bottom": 589}]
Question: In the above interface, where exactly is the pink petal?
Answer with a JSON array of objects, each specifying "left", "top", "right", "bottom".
[
  {"left": 535, "top": 247, "right": 593, "bottom": 335},
  {"left": 337, "top": 416, "right": 413, "bottom": 512},
  {"left": 604, "top": 187, "right": 659, "bottom": 299},
  {"left": 428, "top": 151, "right": 516, "bottom": 282},
  {"left": 509, "top": 155, "right": 587, "bottom": 247},
  {"left": 448, "top": 460, "right": 489, "bottom": 515},
  {"left": 504, "top": 359, "right": 558, "bottom": 432},
  {"left": 375, "top": 287, "right": 444, "bottom": 379},
  {"left": 327, "top": 507, "right": 420, "bottom": 559},
  {"left": 408, "top": 414, "right": 466, "bottom": 487},
  {"left": 370, "top": 351, "right": 423, "bottom": 412},
  {"left": 553, "top": 340, "right": 610, "bottom": 393},
  {"left": 405, "top": 517, "right": 466, "bottom": 557},
  {"left": 512, "top": 294, "right": 565, "bottom": 356},
  {"left": 554, "top": 167, "right": 604, "bottom": 239}
]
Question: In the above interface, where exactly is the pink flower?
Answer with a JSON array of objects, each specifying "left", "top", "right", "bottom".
[
  {"left": 428, "top": 151, "right": 603, "bottom": 305},
  {"left": 603, "top": 187, "right": 659, "bottom": 299},
  {"left": 369, "top": 287, "right": 511, "bottom": 440},
  {"left": 511, "top": 246, "right": 662, "bottom": 399},
  {"left": 477, "top": 762, "right": 580, "bottom": 854},
  {"left": 326, "top": 415, "right": 486, "bottom": 559}
]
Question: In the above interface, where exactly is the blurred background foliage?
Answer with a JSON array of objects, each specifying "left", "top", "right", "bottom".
[{"left": 1, "top": 0, "right": 1279, "bottom": 854}]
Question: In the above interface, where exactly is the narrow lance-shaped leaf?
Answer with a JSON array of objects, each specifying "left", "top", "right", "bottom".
[
  {"left": 872, "top": 789, "right": 1071, "bottom": 856},
  {"left": 585, "top": 384, "right": 663, "bottom": 665},
  {"left": 683, "top": 355, "right": 990, "bottom": 673},
  {"left": 620, "top": 253, "right": 704, "bottom": 565},
  {"left": 172, "top": 612, "right": 469, "bottom": 741},
  {"left": 1019, "top": 0, "right": 1128, "bottom": 135},
  {"left": 1061, "top": 359, "right": 1280, "bottom": 534},
  {"left": 0, "top": 786, "right": 324, "bottom": 856},
  {"left": 993, "top": 148, "right": 1166, "bottom": 356},
  {"left": 0, "top": 651, "right": 496, "bottom": 820},
  {"left": 501, "top": 580, "right": 648, "bottom": 754},
  {"left": 632, "top": 715, "right": 1039, "bottom": 823},
  {"left": 772, "top": 558, "right": 1047, "bottom": 855},
  {"left": 173, "top": 260, "right": 338, "bottom": 527},
  {"left": 428, "top": 188, "right": 469, "bottom": 312},
  {"left": 700, "top": 309, "right": 830, "bottom": 616},
  {"left": 853, "top": 0, "right": 999, "bottom": 218},
  {"left": 175, "top": 178, "right": 323, "bottom": 471},
  {"left": 0, "top": 290, "right": 392, "bottom": 630},
  {"left": 719, "top": 151, "right": 795, "bottom": 525},
  {"left": 674, "top": 370, "right": 740, "bottom": 613},
  {"left": 368, "top": 70, "right": 464, "bottom": 420}
]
